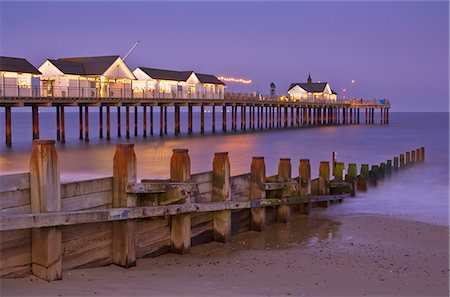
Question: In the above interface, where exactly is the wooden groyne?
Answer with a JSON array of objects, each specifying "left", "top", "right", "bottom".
[
  {"left": 0, "top": 141, "right": 423, "bottom": 281},
  {"left": 1, "top": 97, "right": 390, "bottom": 146}
]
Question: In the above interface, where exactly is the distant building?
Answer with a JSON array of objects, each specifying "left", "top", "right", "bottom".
[
  {"left": 38, "top": 56, "right": 135, "bottom": 98},
  {"left": 287, "top": 73, "right": 337, "bottom": 101},
  {"left": 133, "top": 67, "right": 225, "bottom": 99},
  {"left": 0, "top": 56, "right": 41, "bottom": 97}
]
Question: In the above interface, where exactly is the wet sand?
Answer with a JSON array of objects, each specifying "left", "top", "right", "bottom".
[{"left": 1, "top": 214, "right": 448, "bottom": 297}]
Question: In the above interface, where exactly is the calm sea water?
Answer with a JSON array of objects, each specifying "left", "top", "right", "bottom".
[{"left": 0, "top": 109, "right": 448, "bottom": 226}]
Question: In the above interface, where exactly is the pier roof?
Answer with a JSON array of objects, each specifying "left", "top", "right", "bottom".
[
  {"left": 0, "top": 56, "right": 41, "bottom": 74},
  {"left": 137, "top": 67, "right": 193, "bottom": 81},
  {"left": 288, "top": 82, "right": 338, "bottom": 95},
  {"left": 53, "top": 55, "right": 120, "bottom": 75},
  {"left": 196, "top": 73, "right": 225, "bottom": 85}
]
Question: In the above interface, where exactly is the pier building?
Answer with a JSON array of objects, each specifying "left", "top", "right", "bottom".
[
  {"left": 0, "top": 56, "right": 41, "bottom": 97},
  {"left": 288, "top": 73, "right": 338, "bottom": 101}
]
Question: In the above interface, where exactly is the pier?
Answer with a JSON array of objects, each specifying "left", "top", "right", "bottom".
[
  {"left": 0, "top": 140, "right": 422, "bottom": 280},
  {"left": 1, "top": 93, "right": 390, "bottom": 146}
]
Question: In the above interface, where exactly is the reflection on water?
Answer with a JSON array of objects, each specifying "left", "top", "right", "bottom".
[{"left": 0, "top": 112, "right": 448, "bottom": 225}]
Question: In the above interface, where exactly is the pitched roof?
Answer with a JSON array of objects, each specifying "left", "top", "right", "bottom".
[
  {"left": 50, "top": 56, "right": 120, "bottom": 75},
  {"left": 288, "top": 82, "right": 328, "bottom": 93},
  {"left": 138, "top": 67, "right": 193, "bottom": 82},
  {"left": 0, "top": 56, "right": 41, "bottom": 74},
  {"left": 196, "top": 73, "right": 225, "bottom": 85}
]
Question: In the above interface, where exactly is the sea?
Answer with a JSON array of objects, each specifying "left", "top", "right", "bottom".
[{"left": 0, "top": 108, "right": 448, "bottom": 226}]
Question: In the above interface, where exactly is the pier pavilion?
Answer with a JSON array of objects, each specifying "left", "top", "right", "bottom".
[
  {"left": 0, "top": 56, "right": 41, "bottom": 97},
  {"left": 288, "top": 73, "right": 338, "bottom": 101}
]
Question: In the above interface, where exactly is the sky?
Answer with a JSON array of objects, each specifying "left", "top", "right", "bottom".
[{"left": 0, "top": 1, "right": 448, "bottom": 112}]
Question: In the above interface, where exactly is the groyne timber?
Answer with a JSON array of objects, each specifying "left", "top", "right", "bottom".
[
  {"left": 0, "top": 140, "right": 423, "bottom": 281},
  {"left": 1, "top": 95, "right": 390, "bottom": 146}
]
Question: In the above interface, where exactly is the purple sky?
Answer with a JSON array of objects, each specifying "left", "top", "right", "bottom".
[{"left": 1, "top": 1, "right": 448, "bottom": 111}]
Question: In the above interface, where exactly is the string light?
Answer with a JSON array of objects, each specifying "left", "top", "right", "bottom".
[{"left": 217, "top": 76, "right": 252, "bottom": 84}]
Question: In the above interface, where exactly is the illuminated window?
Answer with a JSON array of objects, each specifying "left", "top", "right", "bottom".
[
  {"left": 18, "top": 76, "right": 30, "bottom": 88},
  {"left": 188, "top": 86, "right": 195, "bottom": 94}
]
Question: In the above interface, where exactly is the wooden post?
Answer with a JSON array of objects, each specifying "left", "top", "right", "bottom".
[
  {"left": 160, "top": 105, "right": 164, "bottom": 137},
  {"left": 164, "top": 106, "right": 168, "bottom": 134},
  {"left": 5, "top": 106, "right": 12, "bottom": 146},
  {"left": 30, "top": 140, "right": 62, "bottom": 281},
  {"left": 406, "top": 151, "right": 411, "bottom": 166},
  {"left": 318, "top": 161, "right": 330, "bottom": 207},
  {"left": 112, "top": 144, "right": 137, "bottom": 268},
  {"left": 212, "top": 152, "right": 231, "bottom": 243},
  {"left": 333, "top": 162, "right": 345, "bottom": 181},
  {"left": 56, "top": 106, "right": 61, "bottom": 141},
  {"left": 277, "top": 158, "right": 292, "bottom": 222},
  {"left": 78, "top": 106, "right": 82, "bottom": 140},
  {"left": 170, "top": 149, "right": 191, "bottom": 254},
  {"left": 250, "top": 156, "right": 266, "bottom": 231},
  {"left": 106, "top": 106, "right": 111, "bottom": 140},
  {"left": 357, "top": 164, "right": 369, "bottom": 192},
  {"left": 393, "top": 156, "right": 399, "bottom": 170},
  {"left": 369, "top": 165, "right": 378, "bottom": 186},
  {"left": 126, "top": 106, "right": 130, "bottom": 139},
  {"left": 411, "top": 150, "right": 416, "bottom": 164},
  {"left": 379, "top": 162, "right": 386, "bottom": 180},
  {"left": 222, "top": 105, "right": 227, "bottom": 132},
  {"left": 188, "top": 105, "right": 193, "bottom": 134},
  {"left": 386, "top": 160, "right": 392, "bottom": 177},
  {"left": 84, "top": 106, "right": 89, "bottom": 142},
  {"left": 150, "top": 106, "right": 154, "bottom": 135},
  {"left": 117, "top": 106, "right": 121, "bottom": 138},
  {"left": 60, "top": 106, "right": 65, "bottom": 143},
  {"left": 99, "top": 106, "right": 103, "bottom": 139},
  {"left": 200, "top": 105, "right": 205, "bottom": 134},
  {"left": 347, "top": 163, "right": 357, "bottom": 196},
  {"left": 400, "top": 154, "right": 405, "bottom": 168},
  {"left": 299, "top": 159, "right": 311, "bottom": 214},
  {"left": 212, "top": 105, "right": 216, "bottom": 133},
  {"left": 133, "top": 106, "right": 138, "bottom": 136},
  {"left": 421, "top": 147, "right": 425, "bottom": 162},
  {"left": 143, "top": 105, "right": 147, "bottom": 137}
]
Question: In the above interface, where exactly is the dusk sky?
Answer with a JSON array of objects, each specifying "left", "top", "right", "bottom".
[{"left": 1, "top": 1, "right": 448, "bottom": 111}]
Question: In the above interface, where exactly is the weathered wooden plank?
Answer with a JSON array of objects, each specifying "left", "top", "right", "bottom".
[
  {"left": 230, "top": 174, "right": 250, "bottom": 202},
  {"left": 62, "top": 222, "right": 111, "bottom": 243},
  {"left": 0, "top": 264, "right": 31, "bottom": 278},
  {"left": 61, "top": 177, "right": 112, "bottom": 199},
  {"left": 0, "top": 229, "right": 31, "bottom": 278},
  {"left": 0, "top": 195, "right": 348, "bottom": 231},
  {"left": 231, "top": 209, "right": 251, "bottom": 235},
  {"left": 191, "top": 172, "right": 212, "bottom": 184},
  {"left": 61, "top": 190, "right": 112, "bottom": 211},
  {"left": 0, "top": 204, "right": 31, "bottom": 215},
  {"left": 191, "top": 212, "right": 213, "bottom": 227},
  {"left": 0, "top": 189, "right": 30, "bottom": 211},
  {"left": 0, "top": 173, "right": 29, "bottom": 193},
  {"left": 63, "top": 239, "right": 112, "bottom": 271},
  {"left": 136, "top": 237, "right": 170, "bottom": 259}
]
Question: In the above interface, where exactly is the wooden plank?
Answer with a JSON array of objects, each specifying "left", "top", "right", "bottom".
[
  {"left": 61, "top": 177, "right": 112, "bottom": 199},
  {"left": 0, "top": 173, "right": 29, "bottom": 193},
  {"left": 231, "top": 209, "right": 251, "bottom": 235},
  {"left": 0, "top": 204, "right": 31, "bottom": 215},
  {"left": 63, "top": 237, "right": 112, "bottom": 271},
  {"left": 191, "top": 212, "right": 213, "bottom": 227},
  {"left": 0, "top": 189, "right": 30, "bottom": 211},
  {"left": 230, "top": 174, "right": 251, "bottom": 202},
  {"left": 191, "top": 172, "right": 212, "bottom": 184},
  {"left": 61, "top": 190, "right": 112, "bottom": 211},
  {"left": 0, "top": 195, "right": 348, "bottom": 231}
]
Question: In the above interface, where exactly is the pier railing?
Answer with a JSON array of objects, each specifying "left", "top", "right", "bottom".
[{"left": 0, "top": 141, "right": 424, "bottom": 281}]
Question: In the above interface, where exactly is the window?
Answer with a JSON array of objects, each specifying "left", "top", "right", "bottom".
[
  {"left": 188, "top": 86, "right": 195, "bottom": 94},
  {"left": 177, "top": 85, "right": 183, "bottom": 92}
]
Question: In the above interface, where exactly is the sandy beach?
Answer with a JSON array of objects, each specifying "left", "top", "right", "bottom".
[{"left": 1, "top": 213, "right": 448, "bottom": 297}]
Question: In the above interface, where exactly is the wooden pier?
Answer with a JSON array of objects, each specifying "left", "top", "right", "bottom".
[
  {"left": 0, "top": 140, "right": 422, "bottom": 281},
  {"left": 1, "top": 95, "right": 390, "bottom": 146}
]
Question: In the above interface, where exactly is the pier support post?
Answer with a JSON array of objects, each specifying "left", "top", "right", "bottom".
[
  {"left": 307, "top": 107, "right": 312, "bottom": 125},
  {"left": 232, "top": 105, "right": 236, "bottom": 131},
  {"left": 212, "top": 152, "right": 231, "bottom": 243},
  {"left": 5, "top": 106, "right": 12, "bottom": 146},
  {"left": 170, "top": 149, "right": 191, "bottom": 254},
  {"left": 106, "top": 106, "right": 111, "bottom": 140},
  {"left": 160, "top": 106, "right": 164, "bottom": 137},
  {"left": 117, "top": 106, "right": 121, "bottom": 138},
  {"left": 212, "top": 105, "right": 216, "bottom": 133},
  {"left": 222, "top": 105, "right": 227, "bottom": 132},
  {"left": 56, "top": 106, "right": 60, "bottom": 141},
  {"left": 30, "top": 140, "right": 62, "bottom": 281},
  {"left": 60, "top": 106, "right": 65, "bottom": 143},
  {"left": 134, "top": 106, "right": 138, "bottom": 136},
  {"left": 84, "top": 106, "right": 89, "bottom": 142},
  {"left": 150, "top": 106, "right": 154, "bottom": 135},
  {"left": 78, "top": 106, "right": 83, "bottom": 140},
  {"left": 126, "top": 106, "right": 130, "bottom": 139},
  {"left": 164, "top": 106, "right": 168, "bottom": 134},
  {"left": 277, "top": 158, "right": 292, "bottom": 223},
  {"left": 318, "top": 161, "right": 330, "bottom": 207},
  {"left": 406, "top": 151, "right": 411, "bottom": 166},
  {"left": 200, "top": 105, "right": 205, "bottom": 134},
  {"left": 284, "top": 106, "right": 288, "bottom": 128},
  {"left": 250, "top": 156, "right": 266, "bottom": 231},
  {"left": 188, "top": 105, "right": 193, "bottom": 134},
  {"left": 400, "top": 154, "right": 405, "bottom": 168},
  {"left": 299, "top": 159, "right": 311, "bottom": 214},
  {"left": 99, "top": 106, "right": 103, "bottom": 139},
  {"left": 112, "top": 144, "right": 137, "bottom": 268},
  {"left": 143, "top": 106, "right": 147, "bottom": 137},
  {"left": 357, "top": 164, "right": 369, "bottom": 191}
]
